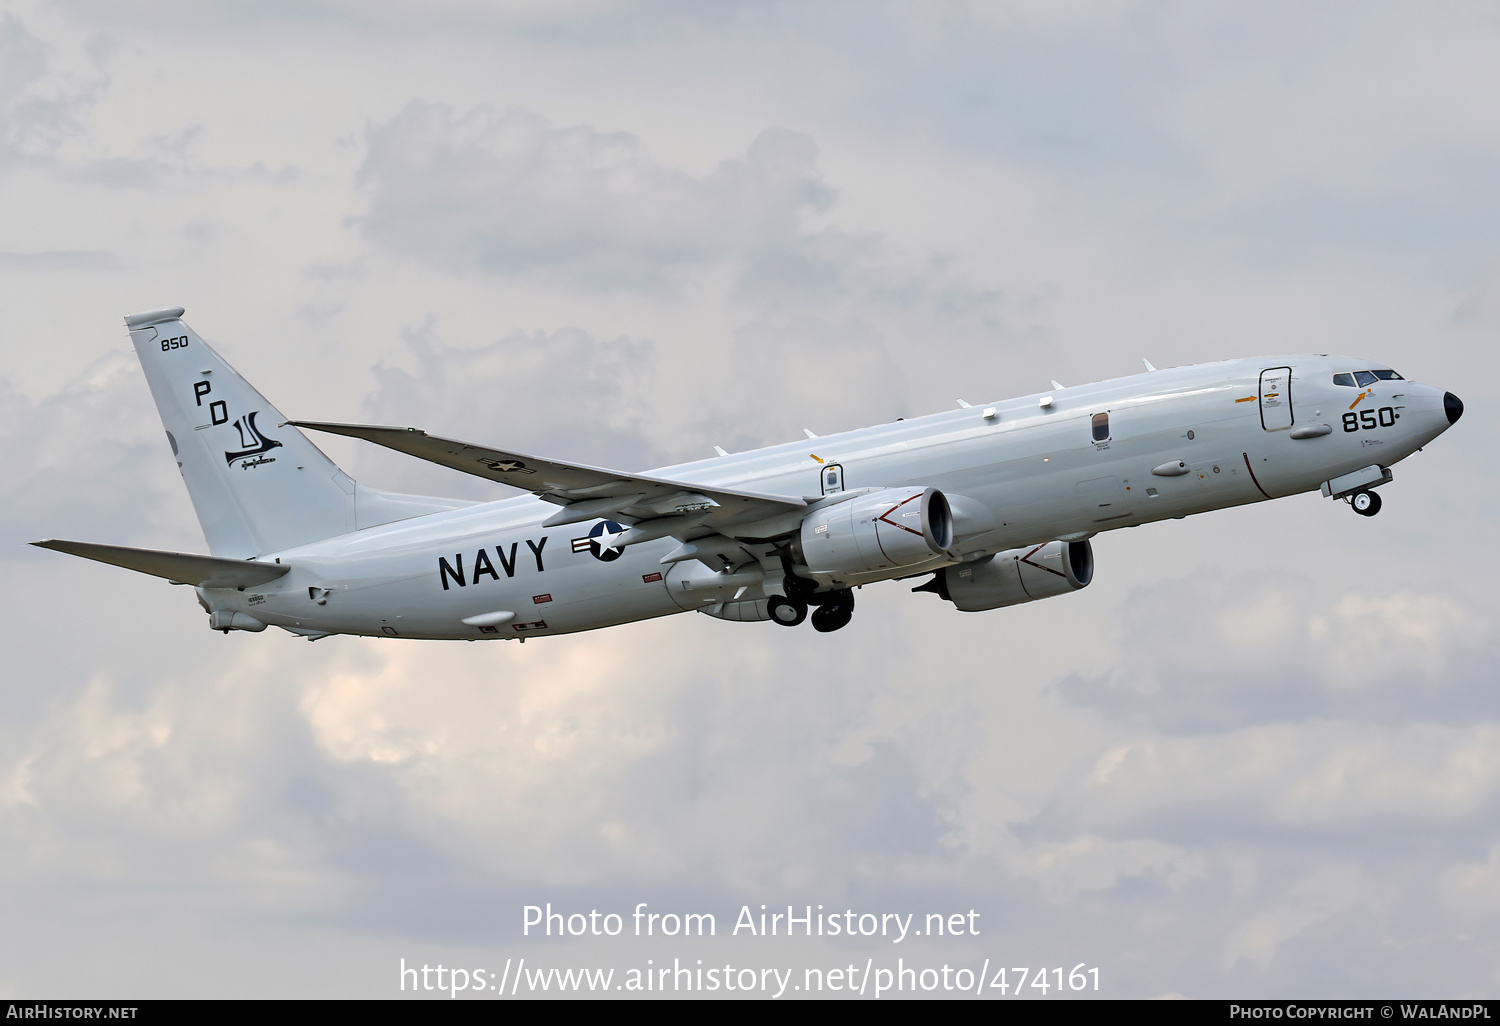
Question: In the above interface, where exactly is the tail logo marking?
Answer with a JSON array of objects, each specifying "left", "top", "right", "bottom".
[
  {"left": 225, "top": 411, "right": 283, "bottom": 468},
  {"left": 194, "top": 379, "right": 230, "bottom": 426}
]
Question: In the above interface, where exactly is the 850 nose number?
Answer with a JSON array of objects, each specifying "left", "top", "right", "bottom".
[{"left": 1344, "top": 407, "right": 1398, "bottom": 432}]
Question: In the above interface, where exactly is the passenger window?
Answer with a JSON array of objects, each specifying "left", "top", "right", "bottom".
[
  {"left": 1353, "top": 371, "right": 1377, "bottom": 387},
  {"left": 1091, "top": 412, "right": 1109, "bottom": 441},
  {"left": 1372, "top": 369, "right": 1403, "bottom": 380},
  {"left": 1332, "top": 373, "right": 1356, "bottom": 387}
]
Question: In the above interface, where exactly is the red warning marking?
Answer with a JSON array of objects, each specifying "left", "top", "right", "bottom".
[
  {"left": 642, "top": 572, "right": 663, "bottom": 583},
  {"left": 876, "top": 492, "right": 925, "bottom": 537},
  {"left": 533, "top": 594, "right": 552, "bottom": 604},
  {"left": 1019, "top": 544, "right": 1067, "bottom": 579}
]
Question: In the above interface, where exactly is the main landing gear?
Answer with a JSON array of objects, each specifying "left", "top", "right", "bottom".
[
  {"left": 768, "top": 594, "right": 808, "bottom": 627},
  {"left": 1349, "top": 489, "right": 1382, "bottom": 517},
  {"left": 810, "top": 590, "right": 855, "bottom": 633},
  {"left": 768, "top": 574, "right": 855, "bottom": 632}
]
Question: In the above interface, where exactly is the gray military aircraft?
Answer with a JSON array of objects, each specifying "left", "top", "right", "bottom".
[{"left": 35, "top": 308, "right": 1463, "bottom": 639}]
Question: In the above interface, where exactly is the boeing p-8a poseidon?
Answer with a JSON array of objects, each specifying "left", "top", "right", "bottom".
[{"left": 35, "top": 308, "right": 1464, "bottom": 640}]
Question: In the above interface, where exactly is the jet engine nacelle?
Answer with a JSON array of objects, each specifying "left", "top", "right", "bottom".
[
  {"left": 798, "top": 486, "right": 954, "bottom": 576},
  {"left": 924, "top": 539, "right": 1093, "bottom": 611}
]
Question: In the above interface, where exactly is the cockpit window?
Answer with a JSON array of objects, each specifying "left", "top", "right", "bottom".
[{"left": 1335, "top": 369, "right": 1402, "bottom": 386}]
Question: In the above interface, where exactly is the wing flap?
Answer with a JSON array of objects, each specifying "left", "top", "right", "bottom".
[
  {"left": 289, "top": 421, "right": 806, "bottom": 531},
  {"left": 33, "top": 540, "right": 290, "bottom": 589}
]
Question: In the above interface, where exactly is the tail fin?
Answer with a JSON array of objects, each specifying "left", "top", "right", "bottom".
[{"left": 126, "top": 307, "right": 470, "bottom": 557}]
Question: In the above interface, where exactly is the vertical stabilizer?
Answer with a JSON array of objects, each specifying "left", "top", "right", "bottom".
[{"left": 126, "top": 307, "right": 467, "bottom": 557}]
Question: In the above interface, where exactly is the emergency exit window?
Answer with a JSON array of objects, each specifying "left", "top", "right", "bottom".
[{"left": 1091, "top": 413, "right": 1109, "bottom": 441}]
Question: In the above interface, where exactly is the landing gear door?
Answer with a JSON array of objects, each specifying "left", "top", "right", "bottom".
[
  {"left": 1259, "top": 367, "right": 1294, "bottom": 431},
  {"left": 820, "top": 463, "right": 844, "bottom": 495}
]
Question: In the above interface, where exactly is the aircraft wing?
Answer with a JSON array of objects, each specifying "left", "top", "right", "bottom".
[
  {"left": 33, "top": 540, "right": 290, "bottom": 588},
  {"left": 289, "top": 421, "right": 807, "bottom": 532}
]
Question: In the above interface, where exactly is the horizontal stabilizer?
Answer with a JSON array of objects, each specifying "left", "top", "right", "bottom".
[{"left": 32, "top": 539, "right": 290, "bottom": 589}]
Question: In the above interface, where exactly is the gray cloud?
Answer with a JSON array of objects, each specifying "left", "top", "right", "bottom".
[
  {"left": 0, "top": 249, "right": 122, "bottom": 269},
  {"left": 352, "top": 321, "right": 664, "bottom": 497},
  {"left": 353, "top": 99, "right": 1056, "bottom": 447},
  {"left": 1055, "top": 570, "right": 1500, "bottom": 732},
  {"left": 359, "top": 102, "right": 834, "bottom": 292},
  {"left": 0, "top": 357, "right": 189, "bottom": 552},
  {"left": 0, "top": 12, "right": 298, "bottom": 191},
  {"left": 4, "top": 0, "right": 1500, "bottom": 1001},
  {"left": 0, "top": 13, "right": 79, "bottom": 165},
  {"left": 7, "top": 347, "right": 1500, "bottom": 995}
]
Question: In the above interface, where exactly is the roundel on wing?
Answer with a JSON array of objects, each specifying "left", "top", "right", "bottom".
[{"left": 588, "top": 520, "right": 625, "bottom": 562}]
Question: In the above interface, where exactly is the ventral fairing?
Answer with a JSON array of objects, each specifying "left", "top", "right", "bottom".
[{"left": 35, "top": 308, "right": 1463, "bottom": 641}]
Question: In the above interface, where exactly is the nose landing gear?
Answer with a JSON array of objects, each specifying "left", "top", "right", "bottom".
[{"left": 1350, "top": 489, "right": 1382, "bottom": 517}]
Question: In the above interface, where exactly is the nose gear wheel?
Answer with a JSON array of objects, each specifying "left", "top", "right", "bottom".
[{"left": 1350, "top": 490, "right": 1382, "bottom": 517}]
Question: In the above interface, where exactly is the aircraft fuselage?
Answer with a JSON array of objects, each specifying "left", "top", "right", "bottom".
[{"left": 215, "top": 355, "right": 1455, "bottom": 641}]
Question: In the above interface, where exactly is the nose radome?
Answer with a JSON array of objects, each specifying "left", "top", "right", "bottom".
[{"left": 1444, "top": 392, "right": 1464, "bottom": 425}]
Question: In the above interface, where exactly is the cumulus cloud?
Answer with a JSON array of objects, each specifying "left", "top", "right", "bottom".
[
  {"left": 0, "top": 13, "right": 65, "bottom": 163},
  {"left": 353, "top": 101, "right": 1034, "bottom": 448},
  {"left": 1066, "top": 722, "right": 1500, "bottom": 839},
  {"left": 7, "top": 354, "right": 1500, "bottom": 995},
  {"left": 0, "top": 348, "right": 974, "bottom": 916},
  {"left": 359, "top": 103, "right": 834, "bottom": 292},
  {"left": 4, "top": 0, "right": 1500, "bottom": 1000},
  {"left": 0, "top": 249, "right": 121, "bottom": 269},
  {"left": 0, "top": 12, "right": 117, "bottom": 180},
  {"left": 289, "top": 626, "right": 960, "bottom": 886},
  {"left": 352, "top": 321, "right": 663, "bottom": 497},
  {"left": 1055, "top": 571, "right": 1500, "bottom": 731},
  {"left": 0, "top": 355, "right": 191, "bottom": 551},
  {"left": 1442, "top": 843, "right": 1500, "bottom": 917},
  {"left": 1, "top": 564, "right": 977, "bottom": 906},
  {"left": 1221, "top": 866, "right": 1374, "bottom": 969}
]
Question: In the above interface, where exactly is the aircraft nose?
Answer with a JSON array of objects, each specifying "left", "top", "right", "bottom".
[{"left": 1444, "top": 392, "right": 1464, "bottom": 425}]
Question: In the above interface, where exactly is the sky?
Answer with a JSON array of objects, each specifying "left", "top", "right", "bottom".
[{"left": 1, "top": 0, "right": 1498, "bottom": 1000}]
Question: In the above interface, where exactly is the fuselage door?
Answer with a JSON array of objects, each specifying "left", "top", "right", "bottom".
[
  {"left": 1259, "top": 367, "right": 1294, "bottom": 431},
  {"left": 1077, "top": 475, "right": 1130, "bottom": 522},
  {"left": 821, "top": 463, "right": 845, "bottom": 495}
]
